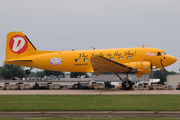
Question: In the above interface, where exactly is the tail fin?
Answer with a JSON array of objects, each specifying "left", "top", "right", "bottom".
[{"left": 5, "top": 31, "right": 37, "bottom": 61}]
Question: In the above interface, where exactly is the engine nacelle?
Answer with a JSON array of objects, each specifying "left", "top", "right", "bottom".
[{"left": 124, "top": 62, "right": 151, "bottom": 77}]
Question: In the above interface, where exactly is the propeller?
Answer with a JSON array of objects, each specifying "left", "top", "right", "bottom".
[
  {"left": 160, "top": 59, "right": 164, "bottom": 74},
  {"left": 150, "top": 61, "right": 153, "bottom": 80}
]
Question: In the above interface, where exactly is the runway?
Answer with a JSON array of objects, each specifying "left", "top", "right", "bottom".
[
  {"left": 0, "top": 90, "right": 180, "bottom": 95},
  {"left": 0, "top": 111, "right": 180, "bottom": 119}
]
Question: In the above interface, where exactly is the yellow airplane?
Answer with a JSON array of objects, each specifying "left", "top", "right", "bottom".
[{"left": 4, "top": 31, "right": 177, "bottom": 90}]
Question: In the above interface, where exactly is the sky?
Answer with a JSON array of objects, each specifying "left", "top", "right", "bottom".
[{"left": 0, "top": 0, "right": 180, "bottom": 72}]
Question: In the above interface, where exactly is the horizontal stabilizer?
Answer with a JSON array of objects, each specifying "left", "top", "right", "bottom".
[{"left": 6, "top": 60, "right": 33, "bottom": 62}]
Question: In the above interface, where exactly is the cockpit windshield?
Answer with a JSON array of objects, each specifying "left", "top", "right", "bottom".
[{"left": 161, "top": 52, "right": 167, "bottom": 55}]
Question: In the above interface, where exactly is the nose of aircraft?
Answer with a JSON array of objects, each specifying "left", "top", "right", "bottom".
[
  {"left": 163, "top": 55, "right": 177, "bottom": 67},
  {"left": 171, "top": 56, "right": 177, "bottom": 64}
]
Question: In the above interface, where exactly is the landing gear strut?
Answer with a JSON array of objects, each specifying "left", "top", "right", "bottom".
[
  {"left": 25, "top": 67, "right": 34, "bottom": 74},
  {"left": 115, "top": 73, "right": 133, "bottom": 90}
]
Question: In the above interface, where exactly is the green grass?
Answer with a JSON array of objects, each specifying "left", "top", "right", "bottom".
[{"left": 0, "top": 95, "right": 180, "bottom": 111}]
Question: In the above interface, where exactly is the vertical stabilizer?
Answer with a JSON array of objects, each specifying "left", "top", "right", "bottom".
[{"left": 5, "top": 31, "right": 37, "bottom": 61}]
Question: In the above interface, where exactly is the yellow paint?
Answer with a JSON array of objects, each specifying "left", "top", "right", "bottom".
[{"left": 4, "top": 31, "right": 177, "bottom": 78}]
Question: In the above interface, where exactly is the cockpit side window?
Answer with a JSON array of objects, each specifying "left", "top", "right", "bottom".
[{"left": 157, "top": 52, "right": 161, "bottom": 56}]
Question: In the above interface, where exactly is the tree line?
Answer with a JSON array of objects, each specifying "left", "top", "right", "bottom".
[
  {"left": 0, "top": 64, "right": 88, "bottom": 79},
  {"left": 150, "top": 68, "right": 177, "bottom": 83}
]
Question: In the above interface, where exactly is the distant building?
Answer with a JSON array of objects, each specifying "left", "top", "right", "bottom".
[
  {"left": 167, "top": 74, "right": 180, "bottom": 87},
  {"left": 90, "top": 74, "right": 149, "bottom": 83}
]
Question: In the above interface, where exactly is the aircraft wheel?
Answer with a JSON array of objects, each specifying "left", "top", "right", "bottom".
[
  {"left": 122, "top": 81, "right": 132, "bottom": 90},
  {"left": 25, "top": 70, "right": 31, "bottom": 74}
]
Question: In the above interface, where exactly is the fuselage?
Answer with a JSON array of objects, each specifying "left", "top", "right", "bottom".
[{"left": 5, "top": 47, "right": 177, "bottom": 73}]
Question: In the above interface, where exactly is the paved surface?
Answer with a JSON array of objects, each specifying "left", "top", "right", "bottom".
[
  {"left": 0, "top": 111, "right": 180, "bottom": 119},
  {"left": 0, "top": 90, "right": 180, "bottom": 95}
]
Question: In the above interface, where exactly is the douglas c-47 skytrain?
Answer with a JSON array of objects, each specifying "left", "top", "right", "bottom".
[{"left": 4, "top": 31, "right": 177, "bottom": 90}]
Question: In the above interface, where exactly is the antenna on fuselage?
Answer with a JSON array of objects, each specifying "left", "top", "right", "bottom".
[{"left": 91, "top": 47, "right": 95, "bottom": 50}]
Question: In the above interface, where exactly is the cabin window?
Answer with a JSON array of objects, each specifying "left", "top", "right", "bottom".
[
  {"left": 84, "top": 59, "right": 88, "bottom": 62},
  {"left": 157, "top": 52, "right": 161, "bottom": 56},
  {"left": 119, "top": 57, "right": 123, "bottom": 60},
  {"left": 127, "top": 56, "right": 131, "bottom": 60},
  {"left": 75, "top": 59, "right": 79, "bottom": 62},
  {"left": 110, "top": 57, "right": 114, "bottom": 60}
]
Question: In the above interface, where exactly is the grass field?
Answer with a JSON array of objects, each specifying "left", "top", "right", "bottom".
[{"left": 0, "top": 94, "right": 180, "bottom": 111}]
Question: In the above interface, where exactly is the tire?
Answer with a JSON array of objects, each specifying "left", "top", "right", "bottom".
[
  {"left": 122, "top": 81, "right": 132, "bottom": 90},
  {"left": 25, "top": 70, "right": 30, "bottom": 74}
]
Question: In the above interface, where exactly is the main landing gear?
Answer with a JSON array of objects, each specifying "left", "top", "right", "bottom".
[
  {"left": 25, "top": 67, "right": 34, "bottom": 74},
  {"left": 115, "top": 73, "right": 133, "bottom": 90}
]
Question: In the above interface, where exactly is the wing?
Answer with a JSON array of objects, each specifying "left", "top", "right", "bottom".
[
  {"left": 90, "top": 56, "right": 133, "bottom": 76},
  {"left": 4, "top": 57, "right": 33, "bottom": 62}
]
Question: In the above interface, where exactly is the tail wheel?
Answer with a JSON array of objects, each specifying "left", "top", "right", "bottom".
[
  {"left": 25, "top": 70, "right": 30, "bottom": 74},
  {"left": 122, "top": 81, "right": 132, "bottom": 90},
  {"left": 25, "top": 67, "right": 34, "bottom": 74}
]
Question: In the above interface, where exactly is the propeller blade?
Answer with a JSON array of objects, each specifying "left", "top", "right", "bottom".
[
  {"left": 150, "top": 61, "right": 153, "bottom": 80},
  {"left": 160, "top": 59, "right": 164, "bottom": 74}
]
